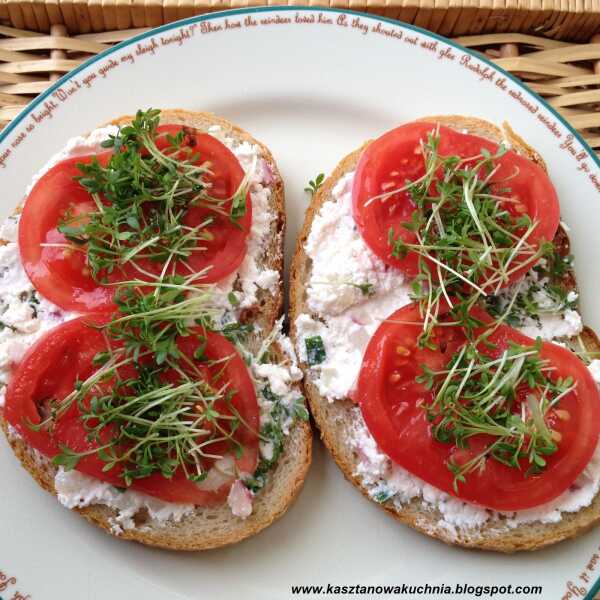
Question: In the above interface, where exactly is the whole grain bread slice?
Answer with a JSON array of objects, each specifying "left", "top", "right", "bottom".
[
  {"left": 290, "top": 115, "right": 600, "bottom": 552},
  {"left": 0, "top": 109, "right": 312, "bottom": 550}
]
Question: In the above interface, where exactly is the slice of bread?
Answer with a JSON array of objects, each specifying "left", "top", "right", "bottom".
[
  {"left": 1, "top": 342, "right": 312, "bottom": 551},
  {"left": 0, "top": 109, "right": 312, "bottom": 550},
  {"left": 290, "top": 115, "right": 600, "bottom": 552}
]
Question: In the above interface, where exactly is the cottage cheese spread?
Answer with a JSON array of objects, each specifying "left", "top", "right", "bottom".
[
  {"left": 54, "top": 467, "right": 196, "bottom": 535},
  {"left": 296, "top": 173, "right": 413, "bottom": 399},
  {"left": 295, "top": 169, "right": 596, "bottom": 532},
  {"left": 208, "top": 124, "right": 280, "bottom": 310},
  {"left": 0, "top": 217, "right": 76, "bottom": 406},
  {"left": 1, "top": 123, "right": 295, "bottom": 528}
]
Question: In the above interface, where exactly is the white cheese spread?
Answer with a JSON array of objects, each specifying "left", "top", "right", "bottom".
[
  {"left": 295, "top": 168, "right": 598, "bottom": 532},
  {"left": 54, "top": 467, "right": 195, "bottom": 535},
  {"left": 304, "top": 173, "right": 406, "bottom": 316},
  {"left": 1, "top": 122, "right": 298, "bottom": 527},
  {"left": 0, "top": 217, "right": 75, "bottom": 406},
  {"left": 295, "top": 173, "right": 412, "bottom": 399},
  {"left": 209, "top": 125, "right": 280, "bottom": 311},
  {"left": 351, "top": 406, "right": 600, "bottom": 539}
]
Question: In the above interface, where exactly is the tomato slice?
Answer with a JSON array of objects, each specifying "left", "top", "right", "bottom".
[
  {"left": 3, "top": 317, "right": 259, "bottom": 505},
  {"left": 352, "top": 122, "right": 560, "bottom": 289},
  {"left": 3, "top": 315, "right": 110, "bottom": 457},
  {"left": 19, "top": 125, "right": 252, "bottom": 313},
  {"left": 357, "top": 302, "right": 600, "bottom": 511}
]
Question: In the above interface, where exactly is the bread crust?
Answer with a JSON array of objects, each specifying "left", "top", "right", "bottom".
[
  {"left": 0, "top": 109, "right": 312, "bottom": 551},
  {"left": 290, "top": 115, "right": 600, "bottom": 552}
]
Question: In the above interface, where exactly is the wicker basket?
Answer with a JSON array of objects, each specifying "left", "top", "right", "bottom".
[{"left": 0, "top": 0, "right": 599, "bottom": 40}]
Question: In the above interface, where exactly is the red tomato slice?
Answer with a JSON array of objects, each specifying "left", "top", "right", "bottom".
[
  {"left": 3, "top": 317, "right": 259, "bottom": 505},
  {"left": 357, "top": 302, "right": 600, "bottom": 511},
  {"left": 352, "top": 122, "right": 560, "bottom": 289},
  {"left": 3, "top": 315, "right": 110, "bottom": 457},
  {"left": 19, "top": 153, "right": 116, "bottom": 312},
  {"left": 19, "top": 125, "right": 251, "bottom": 313}
]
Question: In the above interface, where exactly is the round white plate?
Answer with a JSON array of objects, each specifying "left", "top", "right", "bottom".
[{"left": 1, "top": 8, "right": 600, "bottom": 600}]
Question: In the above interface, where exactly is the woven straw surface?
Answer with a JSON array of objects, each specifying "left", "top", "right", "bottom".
[{"left": 0, "top": 0, "right": 600, "bottom": 40}]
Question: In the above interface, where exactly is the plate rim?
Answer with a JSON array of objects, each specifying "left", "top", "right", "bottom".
[
  {"left": 1, "top": 7, "right": 599, "bottom": 598},
  {"left": 2, "top": 5, "right": 599, "bottom": 176}
]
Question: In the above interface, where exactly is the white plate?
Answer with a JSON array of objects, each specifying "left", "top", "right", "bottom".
[{"left": 1, "top": 8, "right": 600, "bottom": 600}]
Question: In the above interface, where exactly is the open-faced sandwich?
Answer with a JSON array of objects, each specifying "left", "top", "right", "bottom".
[
  {"left": 291, "top": 115, "right": 600, "bottom": 552},
  {"left": 0, "top": 108, "right": 311, "bottom": 550}
]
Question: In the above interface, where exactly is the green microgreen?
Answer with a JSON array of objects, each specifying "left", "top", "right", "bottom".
[
  {"left": 416, "top": 315, "right": 575, "bottom": 491},
  {"left": 368, "top": 128, "right": 580, "bottom": 490},
  {"left": 44, "top": 276, "right": 257, "bottom": 485},
  {"left": 305, "top": 335, "right": 326, "bottom": 366},
  {"left": 31, "top": 104, "right": 258, "bottom": 485},
  {"left": 27, "top": 108, "right": 302, "bottom": 495},
  {"left": 304, "top": 173, "right": 325, "bottom": 196}
]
